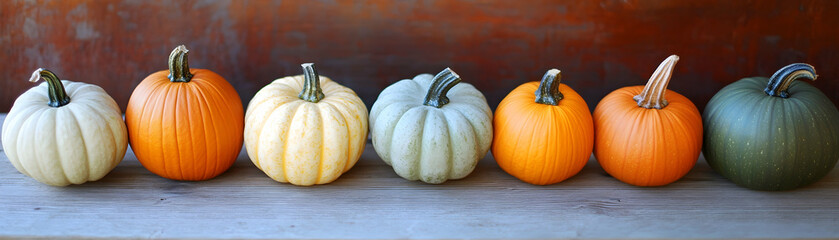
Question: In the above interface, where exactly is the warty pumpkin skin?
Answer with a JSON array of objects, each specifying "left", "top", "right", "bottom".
[
  {"left": 2, "top": 69, "right": 128, "bottom": 186},
  {"left": 125, "top": 45, "right": 244, "bottom": 181},
  {"left": 703, "top": 63, "right": 839, "bottom": 190},
  {"left": 492, "top": 69, "right": 594, "bottom": 185},
  {"left": 245, "top": 63, "right": 368, "bottom": 186},
  {"left": 593, "top": 55, "right": 703, "bottom": 186},
  {"left": 369, "top": 68, "right": 493, "bottom": 184}
]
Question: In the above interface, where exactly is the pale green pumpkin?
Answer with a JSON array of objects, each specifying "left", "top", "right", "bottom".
[{"left": 369, "top": 68, "right": 492, "bottom": 184}]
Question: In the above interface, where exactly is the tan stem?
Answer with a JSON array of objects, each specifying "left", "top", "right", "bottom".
[{"left": 633, "top": 55, "right": 679, "bottom": 109}]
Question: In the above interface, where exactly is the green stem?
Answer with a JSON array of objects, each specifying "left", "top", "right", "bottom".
[
  {"left": 633, "top": 55, "right": 679, "bottom": 109},
  {"left": 299, "top": 63, "right": 325, "bottom": 103},
  {"left": 168, "top": 45, "right": 194, "bottom": 83},
  {"left": 764, "top": 63, "right": 817, "bottom": 98},
  {"left": 423, "top": 68, "right": 461, "bottom": 108},
  {"left": 29, "top": 68, "right": 70, "bottom": 107},
  {"left": 534, "top": 69, "right": 563, "bottom": 105}
]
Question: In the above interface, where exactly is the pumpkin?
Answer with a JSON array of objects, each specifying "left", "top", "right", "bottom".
[
  {"left": 125, "top": 45, "right": 244, "bottom": 181},
  {"left": 703, "top": 63, "right": 839, "bottom": 190},
  {"left": 492, "top": 69, "right": 594, "bottom": 185},
  {"left": 1, "top": 68, "right": 128, "bottom": 186},
  {"left": 593, "top": 55, "right": 703, "bottom": 186},
  {"left": 244, "top": 63, "right": 368, "bottom": 186},
  {"left": 369, "top": 68, "right": 492, "bottom": 184}
]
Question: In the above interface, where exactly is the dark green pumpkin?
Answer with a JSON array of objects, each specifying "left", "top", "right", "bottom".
[{"left": 703, "top": 63, "right": 839, "bottom": 190}]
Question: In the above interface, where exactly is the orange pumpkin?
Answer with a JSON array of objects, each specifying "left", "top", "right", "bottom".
[
  {"left": 492, "top": 69, "right": 594, "bottom": 185},
  {"left": 593, "top": 55, "right": 702, "bottom": 186},
  {"left": 125, "top": 45, "right": 244, "bottom": 181}
]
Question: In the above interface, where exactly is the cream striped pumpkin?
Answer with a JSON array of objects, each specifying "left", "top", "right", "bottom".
[{"left": 244, "top": 63, "right": 368, "bottom": 186}]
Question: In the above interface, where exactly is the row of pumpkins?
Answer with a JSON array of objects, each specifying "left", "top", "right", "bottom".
[{"left": 3, "top": 46, "right": 838, "bottom": 191}]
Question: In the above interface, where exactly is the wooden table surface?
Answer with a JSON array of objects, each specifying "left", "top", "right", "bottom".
[{"left": 1, "top": 113, "right": 838, "bottom": 239}]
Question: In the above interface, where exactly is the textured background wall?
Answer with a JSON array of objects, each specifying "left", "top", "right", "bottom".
[{"left": 1, "top": 0, "right": 837, "bottom": 112}]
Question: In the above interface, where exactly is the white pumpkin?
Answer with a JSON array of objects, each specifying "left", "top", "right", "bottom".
[
  {"left": 369, "top": 68, "right": 492, "bottom": 184},
  {"left": 245, "top": 63, "right": 368, "bottom": 186},
  {"left": 1, "top": 68, "right": 128, "bottom": 186}
]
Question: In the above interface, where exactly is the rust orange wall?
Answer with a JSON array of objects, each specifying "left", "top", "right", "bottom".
[{"left": 2, "top": 0, "right": 837, "bottom": 112}]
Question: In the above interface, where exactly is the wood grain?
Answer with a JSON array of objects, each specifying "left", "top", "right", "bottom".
[
  {"left": 0, "top": 114, "right": 838, "bottom": 239},
  {"left": 2, "top": 0, "right": 838, "bottom": 113}
]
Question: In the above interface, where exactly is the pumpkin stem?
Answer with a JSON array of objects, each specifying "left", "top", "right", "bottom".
[
  {"left": 633, "top": 55, "right": 679, "bottom": 109},
  {"left": 168, "top": 45, "right": 194, "bottom": 83},
  {"left": 29, "top": 68, "right": 71, "bottom": 107},
  {"left": 764, "top": 63, "right": 817, "bottom": 98},
  {"left": 299, "top": 63, "right": 325, "bottom": 103},
  {"left": 423, "top": 68, "right": 461, "bottom": 108},
  {"left": 534, "top": 69, "right": 563, "bottom": 105}
]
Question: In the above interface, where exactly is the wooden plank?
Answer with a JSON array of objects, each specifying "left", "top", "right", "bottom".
[{"left": 0, "top": 113, "right": 838, "bottom": 239}]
